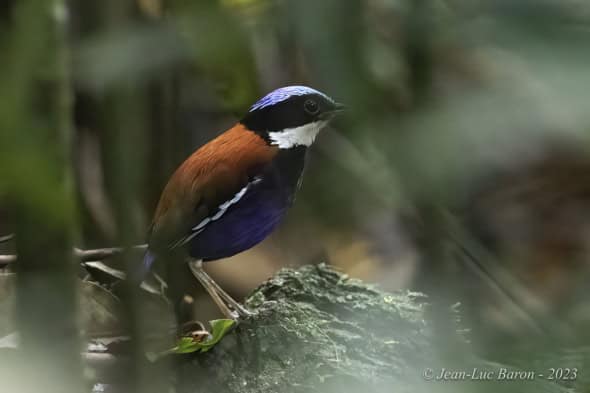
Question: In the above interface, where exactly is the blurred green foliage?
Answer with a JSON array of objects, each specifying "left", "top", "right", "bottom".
[{"left": 2, "top": 0, "right": 590, "bottom": 391}]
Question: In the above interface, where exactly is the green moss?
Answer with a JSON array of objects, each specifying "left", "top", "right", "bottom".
[
  {"left": 175, "top": 264, "right": 571, "bottom": 393},
  {"left": 177, "top": 264, "right": 433, "bottom": 393}
]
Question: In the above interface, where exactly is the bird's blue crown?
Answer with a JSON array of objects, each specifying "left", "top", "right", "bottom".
[{"left": 249, "top": 85, "right": 334, "bottom": 112}]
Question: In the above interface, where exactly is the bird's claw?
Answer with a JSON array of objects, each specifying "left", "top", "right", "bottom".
[{"left": 228, "top": 305, "right": 256, "bottom": 321}]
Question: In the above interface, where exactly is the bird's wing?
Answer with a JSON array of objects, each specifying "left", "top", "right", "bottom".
[
  {"left": 147, "top": 164, "right": 245, "bottom": 251},
  {"left": 170, "top": 174, "right": 264, "bottom": 249},
  {"left": 147, "top": 124, "right": 277, "bottom": 252}
]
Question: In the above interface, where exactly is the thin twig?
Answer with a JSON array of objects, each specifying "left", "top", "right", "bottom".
[
  {"left": 0, "top": 255, "right": 16, "bottom": 264},
  {"left": 0, "top": 244, "right": 148, "bottom": 265},
  {"left": 443, "top": 212, "right": 547, "bottom": 335},
  {"left": 0, "top": 234, "right": 14, "bottom": 243},
  {"left": 74, "top": 244, "right": 148, "bottom": 260}
]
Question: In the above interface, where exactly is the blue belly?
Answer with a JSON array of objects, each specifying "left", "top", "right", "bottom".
[
  {"left": 187, "top": 146, "right": 307, "bottom": 261},
  {"left": 188, "top": 184, "right": 290, "bottom": 261}
]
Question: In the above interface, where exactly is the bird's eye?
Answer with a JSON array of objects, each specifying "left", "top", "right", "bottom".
[{"left": 304, "top": 99, "right": 320, "bottom": 115}]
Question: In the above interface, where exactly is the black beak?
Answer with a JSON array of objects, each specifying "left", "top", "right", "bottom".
[
  {"left": 319, "top": 102, "right": 346, "bottom": 120},
  {"left": 333, "top": 102, "right": 346, "bottom": 112}
]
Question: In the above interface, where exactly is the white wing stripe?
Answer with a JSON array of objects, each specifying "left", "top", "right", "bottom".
[
  {"left": 193, "top": 183, "right": 249, "bottom": 230},
  {"left": 193, "top": 217, "right": 211, "bottom": 232},
  {"left": 210, "top": 186, "right": 248, "bottom": 221},
  {"left": 170, "top": 176, "right": 263, "bottom": 249}
]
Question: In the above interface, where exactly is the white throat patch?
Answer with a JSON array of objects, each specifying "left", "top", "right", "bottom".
[{"left": 268, "top": 121, "right": 328, "bottom": 149}]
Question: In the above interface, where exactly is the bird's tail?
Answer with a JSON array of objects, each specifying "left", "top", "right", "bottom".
[{"left": 129, "top": 250, "right": 157, "bottom": 285}]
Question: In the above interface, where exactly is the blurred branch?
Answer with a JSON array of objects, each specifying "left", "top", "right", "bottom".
[
  {"left": 0, "top": 244, "right": 147, "bottom": 264},
  {"left": 86, "top": 1, "right": 170, "bottom": 392},
  {"left": 0, "top": 234, "right": 14, "bottom": 243},
  {"left": 75, "top": 244, "right": 147, "bottom": 259},
  {"left": 403, "top": 0, "right": 435, "bottom": 102},
  {"left": 444, "top": 213, "right": 547, "bottom": 335},
  {"left": 1, "top": 1, "right": 84, "bottom": 392}
]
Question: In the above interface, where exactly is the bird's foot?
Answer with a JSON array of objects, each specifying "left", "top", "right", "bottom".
[
  {"left": 187, "top": 258, "right": 256, "bottom": 321},
  {"left": 217, "top": 301, "right": 254, "bottom": 321},
  {"left": 227, "top": 302, "right": 255, "bottom": 320}
]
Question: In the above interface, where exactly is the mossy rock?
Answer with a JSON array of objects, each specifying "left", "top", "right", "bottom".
[
  {"left": 177, "top": 263, "right": 436, "bottom": 393},
  {"left": 176, "top": 263, "right": 574, "bottom": 393}
]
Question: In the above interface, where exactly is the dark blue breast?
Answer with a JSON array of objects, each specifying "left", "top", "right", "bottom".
[{"left": 188, "top": 147, "right": 307, "bottom": 261}]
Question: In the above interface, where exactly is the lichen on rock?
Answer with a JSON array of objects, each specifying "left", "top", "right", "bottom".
[{"left": 177, "top": 263, "right": 436, "bottom": 393}]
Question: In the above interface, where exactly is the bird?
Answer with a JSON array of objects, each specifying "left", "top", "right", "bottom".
[{"left": 143, "top": 85, "right": 343, "bottom": 320}]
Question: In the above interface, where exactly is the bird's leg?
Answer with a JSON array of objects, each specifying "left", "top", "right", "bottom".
[
  {"left": 195, "top": 264, "right": 254, "bottom": 318},
  {"left": 187, "top": 259, "right": 238, "bottom": 320},
  {"left": 187, "top": 259, "right": 253, "bottom": 318}
]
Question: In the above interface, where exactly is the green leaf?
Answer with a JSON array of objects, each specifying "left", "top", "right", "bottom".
[
  {"left": 152, "top": 319, "right": 236, "bottom": 359},
  {"left": 199, "top": 319, "right": 236, "bottom": 352},
  {"left": 174, "top": 337, "right": 201, "bottom": 354}
]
